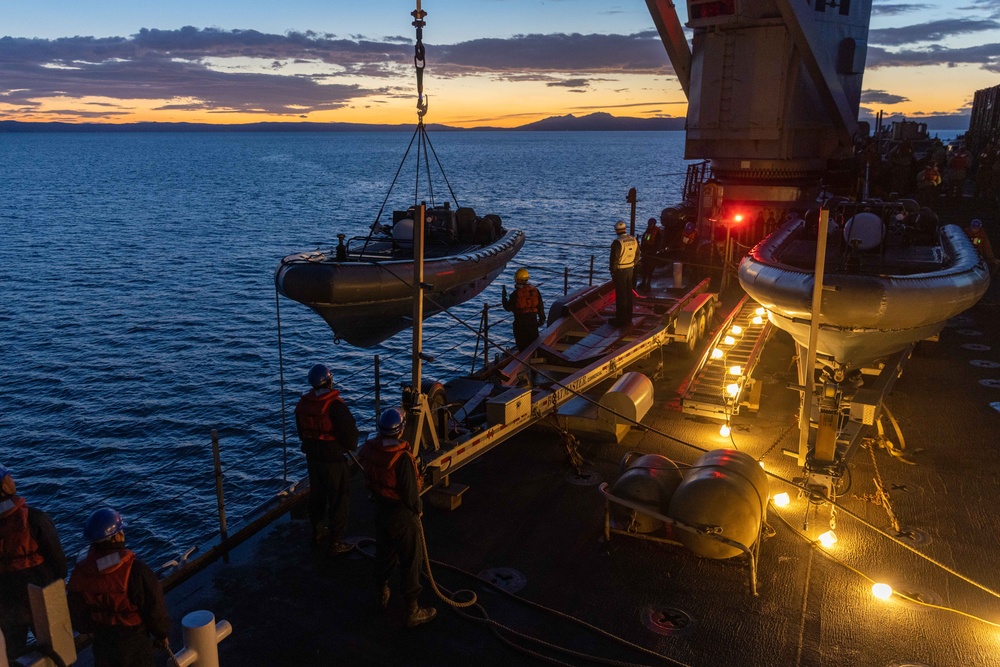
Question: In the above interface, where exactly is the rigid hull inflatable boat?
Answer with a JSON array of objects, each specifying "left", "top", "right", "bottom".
[
  {"left": 738, "top": 201, "right": 990, "bottom": 371},
  {"left": 276, "top": 205, "right": 525, "bottom": 347}
]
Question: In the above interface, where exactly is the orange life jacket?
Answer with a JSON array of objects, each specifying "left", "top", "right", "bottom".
[
  {"left": 0, "top": 497, "right": 44, "bottom": 573},
  {"left": 67, "top": 548, "right": 143, "bottom": 627},
  {"left": 295, "top": 389, "right": 344, "bottom": 441},
  {"left": 512, "top": 284, "right": 541, "bottom": 317},
  {"left": 359, "top": 437, "right": 422, "bottom": 501}
]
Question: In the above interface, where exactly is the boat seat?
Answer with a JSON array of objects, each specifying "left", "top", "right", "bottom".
[{"left": 552, "top": 324, "right": 624, "bottom": 364}]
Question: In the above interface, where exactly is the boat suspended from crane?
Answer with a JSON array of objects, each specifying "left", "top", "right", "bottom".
[{"left": 275, "top": 2, "right": 524, "bottom": 348}]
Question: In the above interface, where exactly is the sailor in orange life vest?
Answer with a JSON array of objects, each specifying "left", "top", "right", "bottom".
[
  {"left": 609, "top": 220, "right": 639, "bottom": 326},
  {"left": 294, "top": 363, "right": 360, "bottom": 556},
  {"left": 67, "top": 508, "right": 171, "bottom": 667},
  {"left": 358, "top": 408, "right": 437, "bottom": 627},
  {"left": 0, "top": 463, "right": 68, "bottom": 662},
  {"left": 637, "top": 217, "right": 663, "bottom": 290},
  {"left": 501, "top": 267, "right": 546, "bottom": 350},
  {"left": 966, "top": 218, "right": 998, "bottom": 271}
]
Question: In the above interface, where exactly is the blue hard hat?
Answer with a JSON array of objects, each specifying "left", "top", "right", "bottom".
[
  {"left": 307, "top": 364, "right": 333, "bottom": 389},
  {"left": 970, "top": 219, "right": 983, "bottom": 230},
  {"left": 377, "top": 407, "right": 406, "bottom": 437},
  {"left": 84, "top": 508, "right": 127, "bottom": 543},
  {"left": 0, "top": 464, "right": 10, "bottom": 479}
]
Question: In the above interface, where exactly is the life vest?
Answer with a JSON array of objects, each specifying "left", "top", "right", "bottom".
[
  {"left": 918, "top": 168, "right": 941, "bottom": 187},
  {"left": 295, "top": 388, "right": 344, "bottom": 441},
  {"left": 612, "top": 235, "right": 638, "bottom": 270},
  {"left": 0, "top": 496, "right": 44, "bottom": 573},
  {"left": 67, "top": 548, "right": 143, "bottom": 627},
  {"left": 511, "top": 285, "right": 541, "bottom": 317},
  {"left": 359, "top": 437, "right": 422, "bottom": 501},
  {"left": 640, "top": 227, "right": 661, "bottom": 252}
]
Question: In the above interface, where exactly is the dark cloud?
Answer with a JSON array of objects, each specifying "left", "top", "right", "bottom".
[
  {"left": 866, "top": 42, "right": 1000, "bottom": 70},
  {"left": 861, "top": 89, "right": 909, "bottom": 104},
  {"left": 435, "top": 32, "right": 669, "bottom": 74},
  {"left": 547, "top": 78, "right": 590, "bottom": 88},
  {"left": 869, "top": 19, "right": 1000, "bottom": 46},
  {"left": 960, "top": 1, "right": 1000, "bottom": 20},
  {"left": 872, "top": 4, "right": 930, "bottom": 16},
  {"left": 0, "top": 28, "right": 672, "bottom": 120}
]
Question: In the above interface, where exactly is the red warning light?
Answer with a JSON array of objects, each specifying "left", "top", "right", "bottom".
[{"left": 733, "top": 213, "right": 744, "bottom": 224}]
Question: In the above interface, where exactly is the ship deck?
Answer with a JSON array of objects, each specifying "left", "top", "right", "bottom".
[{"left": 141, "top": 272, "right": 1000, "bottom": 667}]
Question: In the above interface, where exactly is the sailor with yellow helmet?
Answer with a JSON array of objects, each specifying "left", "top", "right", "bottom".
[{"left": 502, "top": 267, "right": 546, "bottom": 350}]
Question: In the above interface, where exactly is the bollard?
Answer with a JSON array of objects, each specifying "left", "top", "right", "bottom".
[{"left": 172, "top": 611, "right": 232, "bottom": 667}]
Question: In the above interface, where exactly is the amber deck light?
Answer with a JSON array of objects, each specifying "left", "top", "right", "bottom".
[{"left": 872, "top": 583, "right": 893, "bottom": 600}]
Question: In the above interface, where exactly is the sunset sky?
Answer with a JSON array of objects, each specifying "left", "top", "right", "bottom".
[{"left": 1, "top": 0, "right": 998, "bottom": 128}]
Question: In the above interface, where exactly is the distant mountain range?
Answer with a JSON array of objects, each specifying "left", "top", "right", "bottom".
[{"left": 0, "top": 112, "right": 686, "bottom": 133}]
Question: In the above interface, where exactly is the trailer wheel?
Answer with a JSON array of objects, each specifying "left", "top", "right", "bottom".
[
  {"left": 696, "top": 311, "right": 708, "bottom": 340},
  {"left": 685, "top": 317, "right": 702, "bottom": 355}
]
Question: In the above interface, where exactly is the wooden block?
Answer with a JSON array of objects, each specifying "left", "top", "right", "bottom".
[{"left": 426, "top": 483, "right": 469, "bottom": 511}]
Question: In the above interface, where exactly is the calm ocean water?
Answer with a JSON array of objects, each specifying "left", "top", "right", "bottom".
[{"left": 0, "top": 130, "right": 690, "bottom": 567}]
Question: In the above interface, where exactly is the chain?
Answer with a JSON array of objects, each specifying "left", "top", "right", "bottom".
[
  {"left": 853, "top": 436, "right": 901, "bottom": 532},
  {"left": 758, "top": 423, "right": 797, "bottom": 462}
]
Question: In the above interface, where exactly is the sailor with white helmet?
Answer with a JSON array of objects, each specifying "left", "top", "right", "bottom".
[{"left": 609, "top": 220, "right": 639, "bottom": 326}]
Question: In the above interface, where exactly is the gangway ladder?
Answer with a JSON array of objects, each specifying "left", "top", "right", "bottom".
[{"left": 680, "top": 296, "right": 773, "bottom": 420}]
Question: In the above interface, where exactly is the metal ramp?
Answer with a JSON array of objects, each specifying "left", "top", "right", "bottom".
[{"left": 680, "top": 296, "right": 773, "bottom": 421}]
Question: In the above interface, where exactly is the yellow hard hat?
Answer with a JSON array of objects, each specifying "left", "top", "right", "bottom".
[
  {"left": 615, "top": 221, "right": 627, "bottom": 234},
  {"left": 514, "top": 267, "right": 530, "bottom": 283}
]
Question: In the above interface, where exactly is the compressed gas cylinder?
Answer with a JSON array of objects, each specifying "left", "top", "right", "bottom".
[
  {"left": 609, "top": 454, "right": 683, "bottom": 534},
  {"left": 667, "top": 449, "right": 768, "bottom": 559}
]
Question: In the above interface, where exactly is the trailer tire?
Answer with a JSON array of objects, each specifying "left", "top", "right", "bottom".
[{"left": 685, "top": 317, "right": 702, "bottom": 355}]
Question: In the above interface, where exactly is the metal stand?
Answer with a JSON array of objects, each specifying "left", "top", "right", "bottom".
[
  {"left": 407, "top": 202, "right": 442, "bottom": 457},
  {"left": 599, "top": 484, "right": 761, "bottom": 595}
]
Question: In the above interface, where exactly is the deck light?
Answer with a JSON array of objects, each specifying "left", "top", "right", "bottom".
[
  {"left": 872, "top": 583, "right": 893, "bottom": 600},
  {"left": 726, "top": 383, "right": 740, "bottom": 398},
  {"left": 752, "top": 315, "right": 763, "bottom": 325},
  {"left": 772, "top": 492, "right": 790, "bottom": 507},
  {"left": 711, "top": 348, "right": 724, "bottom": 359},
  {"left": 730, "top": 325, "right": 743, "bottom": 335},
  {"left": 720, "top": 423, "right": 731, "bottom": 437},
  {"left": 755, "top": 307, "right": 765, "bottom": 316},
  {"left": 729, "top": 365, "right": 743, "bottom": 376},
  {"left": 818, "top": 531, "right": 838, "bottom": 548},
  {"left": 723, "top": 336, "right": 736, "bottom": 346}
]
